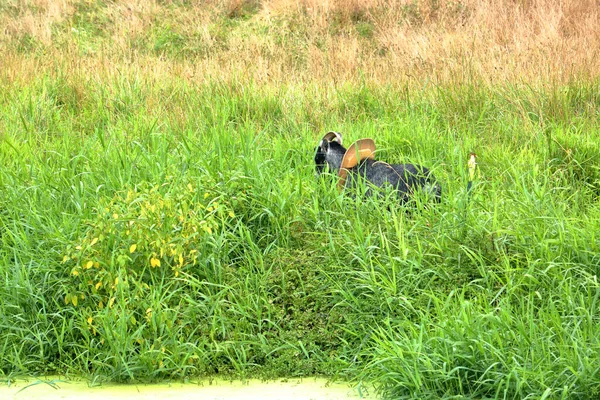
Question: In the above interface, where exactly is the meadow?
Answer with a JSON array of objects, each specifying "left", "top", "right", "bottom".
[{"left": 1, "top": 0, "right": 600, "bottom": 398}]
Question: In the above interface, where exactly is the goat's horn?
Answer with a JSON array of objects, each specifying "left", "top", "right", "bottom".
[{"left": 322, "top": 131, "right": 343, "bottom": 144}]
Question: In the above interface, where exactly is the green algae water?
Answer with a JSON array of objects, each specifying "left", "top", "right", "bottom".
[{"left": 1, "top": 377, "right": 374, "bottom": 400}]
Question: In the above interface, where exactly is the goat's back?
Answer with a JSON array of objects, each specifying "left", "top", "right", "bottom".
[{"left": 349, "top": 159, "right": 441, "bottom": 202}]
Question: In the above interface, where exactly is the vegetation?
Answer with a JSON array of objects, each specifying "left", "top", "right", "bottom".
[{"left": 1, "top": 0, "right": 599, "bottom": 398}]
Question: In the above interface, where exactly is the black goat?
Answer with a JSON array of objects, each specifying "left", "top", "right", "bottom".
[{"left": 314, "top": 132, "right": 441, "bottom": 203}]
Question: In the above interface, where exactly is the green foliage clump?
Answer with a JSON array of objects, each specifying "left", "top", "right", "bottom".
[{"left": 61, "top": 180, "right": 234, "bottom": 311}]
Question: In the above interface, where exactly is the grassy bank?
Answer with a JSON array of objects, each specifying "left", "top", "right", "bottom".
[
  {"left": 1, "top": 1, "right": 600, "bottom": 398},
  {"left": 2, "top": 76, "right": 600, "bottom": 398}
]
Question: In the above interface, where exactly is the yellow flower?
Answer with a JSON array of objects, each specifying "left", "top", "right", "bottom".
[
  {"left": 62, "top": 255, "right": 69, "bottom": 263},
  {"left": 95, "top": 281, "right": 102, "bottom": 290},
  {"left": 85, "top": 261, "right": 93, "bottom": 269},
  {"left": 87, "top": 317, "right": 93, "bottom": 324},
  {"left": 150, "top": 257, "right": 161, "bottom": 268},
  {"left": 90, "top": 237, "right": 99, "bottom": 246},
  {"left": 113, "top": 213, "right": 119, "bottom": 219},
  {"left": 72, "top": 269, "right": 79, "bottom": 276},
  {"left": 228, "top": 211, "right": 235, "bottom": 218},
  {"left": 130, "top": 244, "right": 137, "bottom": 253}
]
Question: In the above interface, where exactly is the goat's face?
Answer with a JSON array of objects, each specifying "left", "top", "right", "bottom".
[
  {"left": 314, "top": 132, "right": 345, "bottom": 176},
  {"left": 314, "top": 142, "right": 328, "bottom": 176}
]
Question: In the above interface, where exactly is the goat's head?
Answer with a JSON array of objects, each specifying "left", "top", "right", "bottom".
[{"left": 314, "top": 131, "right": 346, "bottom": 175}]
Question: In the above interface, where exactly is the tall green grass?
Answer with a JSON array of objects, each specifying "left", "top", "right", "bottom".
[{"left": 1, "top": 76, "right": 600, "bottom": 398}]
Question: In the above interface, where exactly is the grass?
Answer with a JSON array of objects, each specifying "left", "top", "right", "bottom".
[
  {"left": 1, "top": 76, "right": 599, "bottom": 398},
  {"left": 1, "top": 1, "right": 600, "bottom": 399}
]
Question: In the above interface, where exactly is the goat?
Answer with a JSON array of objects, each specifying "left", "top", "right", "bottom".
[{"left": 314, "top": 131, "right": 442, "bottom": 204}]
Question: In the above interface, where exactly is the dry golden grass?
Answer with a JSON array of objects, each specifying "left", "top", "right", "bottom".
[{"left": 1, "top": 0, "right": 599, "bottom": 86}]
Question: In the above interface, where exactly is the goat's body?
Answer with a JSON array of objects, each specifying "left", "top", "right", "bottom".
[
  {"left": 346, "top": 159, "right": 441, "bottom": 203},
  {"left": 315, "top": 137, "right": 441, "bottom": 204}
]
